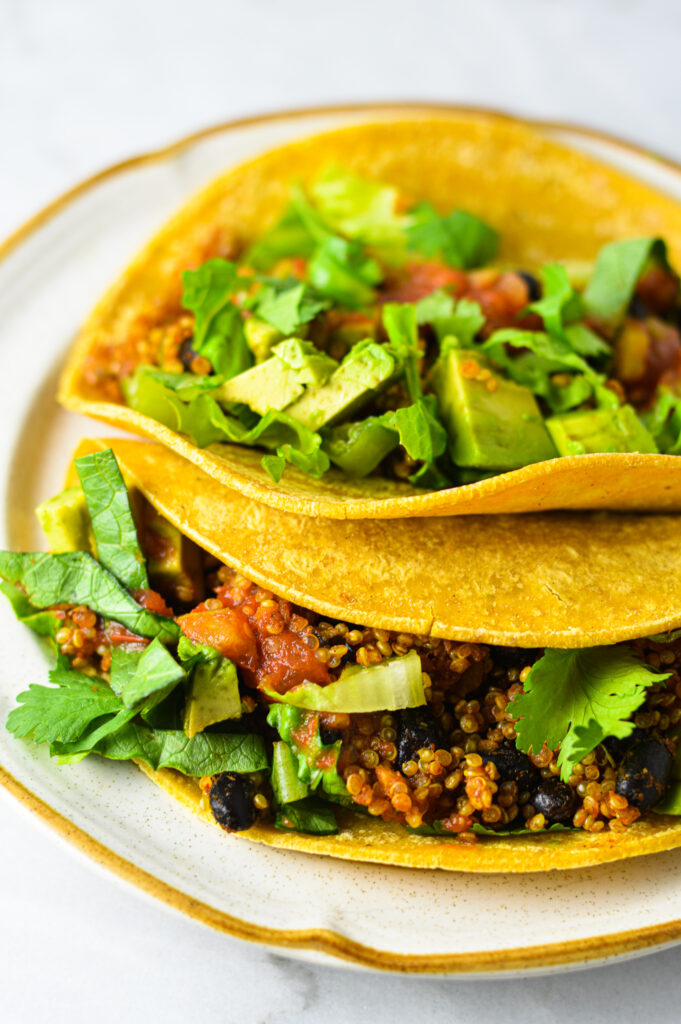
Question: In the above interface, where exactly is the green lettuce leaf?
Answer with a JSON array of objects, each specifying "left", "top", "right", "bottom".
[
  {"left": 266, "top": 704, "right": 346, "bottom": 797},
  {"left": 309, "top": 167, "right": 406, "bottom": 246},
  {"left": 265, "top": 650, "right": 425, "bottom": 713},
  {"left": 245, "top": 203, "right": 317, "bottom": 271},
  {"left": 0, "top": 580, "right": 58, "bottom": 639},
  {"left": 0, "top": 551, "right": 178, "bottom": 644},
  {"left": 53, "top": 723, "right": 267, "bottom": 776},
  {"left": 75, "top": 448, "right": 148, "bottom": 591},
  {"left": 382, "top": 302, "right": 421, "bottom": 400},
  {"left": 275, "top": 797, "right": 338, "bottom": 835},
  {"left": 512, "top": 647, "right": 670, "bottom": 782},
  {"left": 407, "top": 203, "right": 498, "bottom": 269},
  {"left": 582, "top": 238, "right": 668, "bottom": 321},
  {"left": 113, "top": 638, "right": 185, "bottom": 709},
  {"left": 123, "top": 367, "right": 329, "bottom": 479}
]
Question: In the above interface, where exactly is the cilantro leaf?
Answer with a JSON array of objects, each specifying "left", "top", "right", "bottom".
[
  {"left": 245, "top": 203, "right": 316, "bottom": 271},
  {"left": 0, "top": 550, "right": 178, "bottom": 644},
  {"left": 275, "top": 797, "right": 338, "bottom": 835},
  {"left": 308, "top": 237, "right": 381, "bottom": 308},
  {"left": 75, "top": 449, "right": 148, "bottom": 591},
  {"left": 513, "top": 647, "right": 670, "bottom": 782},
  {"left": 582, "top": 238, "right": 668, "bottom": 321},
  {"left": 254, "top": 281, "right": 329, "bottom": 335},
  {"left": 181, "top": 259, "right": 253, "bottom": 379},
  {"left": 407, "top": 203, "right": 498, "bottom": 269},
  {"left": 383, "top": 396, "right": 448, "bottom": 463},
  {"left": 6, "top": 663, "right": 123, "bottom": 745},
  {"left": 54, "top": 723, "right": 268, "bottom": 776},
  {"left": 382, "top": 303, "right": 421, "bottom": 400}
]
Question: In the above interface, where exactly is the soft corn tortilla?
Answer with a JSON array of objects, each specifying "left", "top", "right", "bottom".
[
  {"left": 68, "top": 437, "right": 681, "bottom": 871},
  {"left": 59, "top": 114, "right": 681, "bottom": 520}
]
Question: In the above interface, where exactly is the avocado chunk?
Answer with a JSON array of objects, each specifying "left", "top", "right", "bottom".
[
  {"left": 287, "top": 340, "right": 396, "bottom": 431},
  {"left": 546, "top": 404, "right": 658, "bottom": 456},
  {"left": 36, "top": 486, "right": 93, "bottom": 554},
  {"left": 215, "top": 338, "right": 336, "bottom": 415},
  {"left": 324, "top": 416, "right": 398, "bottom": 476},
  {"left": 184, "top": 657, "right": 242, "bottom": 738},
  {"left": 142, "top": 506, "right": 205, "bottom": 607},
  {"left": 244, "top": 316, "right": 283, "bottom": 362},
  {"left": 432, "top": 349, "right": 557, "bottom": 469}
]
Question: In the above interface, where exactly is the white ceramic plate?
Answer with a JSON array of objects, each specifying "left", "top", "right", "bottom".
[{"left": 2, "top": 104, "right": 681, "bottom": 976}]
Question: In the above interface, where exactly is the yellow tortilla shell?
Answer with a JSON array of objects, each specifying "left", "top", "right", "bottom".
[
  {"left": 59, "top": 114, "right": 681, "bottom": 519},
  {"left": 61, "top": 438, "right": 681, "bottom": 871},
  {"left": 72, "top": 438, "right": 681, "bottom": 649}
]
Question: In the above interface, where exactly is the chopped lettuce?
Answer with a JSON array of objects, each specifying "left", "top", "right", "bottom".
[
  {"left": 123, "top": 367, "right": 329, "bottom": 480},
  {"left": 245, "top": 203, "right": 317, "bottom": 271},
  {"left": 582, "top": 237, "right": 668, "bottom": 321},
  {"left": 275, "top": 797, "right": 338, "bottom": 835},
  {"left": 310, "top": 167, "right": 406, "bottom": 246},
  {"left": 75, "top": 448, "right": 148, "bottom": 592},
  {"left": 382, "top": 303, "right": 421, "bottom": 400},
  {"left": 54, "top": 723, "right": 267, "bottom": 775},
  {"left": 265, "top": 649, "right": 425, "bottom": 713},
  {"left": 0, "top": 550, "right": 179, "bottom": 644},
  {"left": 266, "top": 704, "right": 346, "bottom": 797}
]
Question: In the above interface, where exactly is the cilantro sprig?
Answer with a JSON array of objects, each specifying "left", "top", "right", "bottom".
[{"left": 512, "top": 647, "right": 671, "bottom": 782}]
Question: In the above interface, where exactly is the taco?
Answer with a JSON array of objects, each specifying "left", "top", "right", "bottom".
[
  {"left": 59, "top": 115, "right": 681, "bottom": 519},
  {"left": 3, "top": 436, "right": 681, "bottom": 872}
]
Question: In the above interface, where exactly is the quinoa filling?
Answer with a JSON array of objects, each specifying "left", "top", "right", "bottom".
[{"left": 23, "top": 547, "right": 681, "bottom": 843}]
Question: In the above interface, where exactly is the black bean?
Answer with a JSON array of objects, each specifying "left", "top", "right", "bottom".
[
  {"left": 531, "top": 778, "right": 577, "bottom": 823},
  {"left": 319, "top": 723, "right": 343, "bottom": 745},
  {"left": 518, "top": 271, "right": 541, "bottom": 302},
  {"left": 209, "top": 772, "right": 257, "bottom": 831},
  {"left": 492, "top": 646, "right": 541, "bottom": 670},
  {"left": 616, "top": 739, "right": 673, "bottom": 811},
  {"left": 482, "top": 743, "right": 539, "bottom": 793},
  {"left": 396, "top": 707, "right": 444, "bottom": 770},
  {"left": 179, "top": 336, "right": 201, "bottom": 371},
  {"left": 602, "top": 727, "right": 645, "bottom": 762},
  {"left": 628, "top": 295, "right": 650, "bottom": 320}
]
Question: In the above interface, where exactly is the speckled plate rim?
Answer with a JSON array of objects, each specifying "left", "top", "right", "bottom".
[{"left": 3, "top": 102, "right": 681, "bottom": 975}]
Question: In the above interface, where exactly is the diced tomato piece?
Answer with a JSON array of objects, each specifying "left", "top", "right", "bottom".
[
  {"left": 259, "top": 632, "right": 331, "bottom": 693},
  {"left": 381, "top": 262, "right": 466, "bottom": 303},
  {"left": 177, "top": 609, "right": 258, "bottom": 668},
  {"left": 133, "top": 588, "right": 174, "bottom": 618}
]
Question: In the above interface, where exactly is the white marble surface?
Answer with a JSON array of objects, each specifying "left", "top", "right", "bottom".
[{"left": 2, "top": 0, "right": 681, "bottom": 1018}]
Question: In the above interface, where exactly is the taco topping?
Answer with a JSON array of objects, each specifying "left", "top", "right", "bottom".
[
  {"left": 76, "top": 169, "right": 681, "bottom": 491},
  {"left": 4, "top": 448, "right": 681, "bottom": 843}
]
